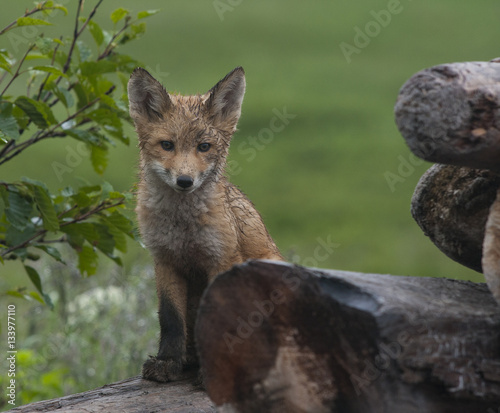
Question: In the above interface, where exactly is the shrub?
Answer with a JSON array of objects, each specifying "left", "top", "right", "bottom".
[{"left": 0, "top": 1, "right": 158, "bottom": 304}]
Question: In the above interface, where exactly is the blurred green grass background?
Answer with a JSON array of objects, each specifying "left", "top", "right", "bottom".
[{"left": 1, "top": 0, "right": 499, "bottom": 406}]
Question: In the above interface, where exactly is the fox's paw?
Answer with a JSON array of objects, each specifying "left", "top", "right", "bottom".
[{"left": 142, "top": 356, "right": 182, "bottom": 382}]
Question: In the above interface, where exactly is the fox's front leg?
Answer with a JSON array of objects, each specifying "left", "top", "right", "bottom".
[{"left": 142, "top": 262, "right": 187, "bottom": 382}]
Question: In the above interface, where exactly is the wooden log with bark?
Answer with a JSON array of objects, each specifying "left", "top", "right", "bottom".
[
  {"left": 196, "top": 260, "right": 500, "bottom": 413},
  {"left": 9, "top": 372, "right": 215, "bottom": 413},
  {"left": 395, "top": 59, "right": 500, "bottom": 304}
]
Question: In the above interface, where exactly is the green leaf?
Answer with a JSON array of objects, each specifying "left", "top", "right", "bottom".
[
  {"left": 24, "top": 265, "right": 53, "bottom": 308},
  {"left": 99, "top": 181, "right": 113, "bottom": 201},
  {"left": 88, "top": 20, "right": 104, "bottom": 46},
  {"left": 131, "top": 22, "right": 146, "bottom": 36},
  {"left": 33, "top": 185, "right": 59, "bottom": 231},
  {"left": 100, "top": 216, "right": 127, "bottom": 252},
  {"left": 24, "top": 265, "right": 42, "bottom": 294},
  {"left": 5, "top": 190, "right": 33, "bottom": 231},
  {"left": 69, "top": 190, "right": 92, "bottom": 209},
  {"left": 107, "top": 211, "right": 134, "bottom": 238},
  {"left": 76, "top": 40, "right": 92, "bottom": 63},
  {"left": 62, "top": 223, "right": 98, "bottom": 245},
  {"left": 78, "top": 244, "right": 98, "bottom": 276},
  {"left": 5, "top": 223, "right": 37, "bottom": 249},
  {"left": 0, "top": 102, "right": 20, "bottom": 140},
  {"left": 137, "top": 9, "right": 160, "bottom": 19},
  {"left": 14, "top": 96, "right": 57, "bottom": 129},
  {"left": 72, "top": 82, "right": 88, "bottom": 109},
  {"left": 87, "top": 108, "right": 129, "bottom": 144},
  {"left": 6, "top": 290, "right": 26, "bottom": 300},
  {"left": 92, "top": 223, "right": 115, "bottom": 255},
  {"left": 35, "top": 38, "right": 55, "bottom": 55},
  {"left": 61, "top": 226, "right": 84, "bottom": 250},
  {"left": 119, "top": 23, "right": 146, "bottom": 45},
  {"left": 79, "top": 60, "right": 116, "bottom": 76},
  {"left": 65, "top": 128, "right": 101, "bottom": 146},
  {"left": 49, "top": 84, "right": 74, "bottom": 108},
  {"left": 52, "top": 38, "right": 64, "bottom": 47},
  {"left": 35, "top": 245, "right": 65, "bottom": 263},
  {"left": 0, "top": 53, "right": 12, "bottom": 74},
  {"left": 91, "top": 145, "right": 108, "bottom": 175},
  {"left": 110, "top": 8, "right": 129, "bottom": 24},
  {"left": 12, "top": 105, "right": 29, "bottom": 130},
  {"left": 30, "top": 65, "right": 67, "bottom": 78},
  {"left": 54, "top": 50, "right": 68, "bottom": 69},
  {"left": 28, "top": 291, "right": 46, "bottom": 305},
  {"left": 17, "top": 17, "right": 52, "bottom": 27},
  {"left": 52, "top": 4, "right": 68, "bottom": 15}
]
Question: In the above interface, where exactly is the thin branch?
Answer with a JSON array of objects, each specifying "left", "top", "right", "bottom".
[
  {"left": 76, "top": 0, "right": 105, "bottom": 38},
  {"left": 98, "top": 19, "right": 130, "bottom": 61},
  {"left": 0, "top": 44, "right": 35, "bottom": 97},
  {"left": 62, "top": 0, "right": 104, "bottom": 74},
  {"left": 62, "top": 0, "right": 83, "bottom": 74},
  {"left": 36, "top": 35, "right": 62, "bottom": 101}
]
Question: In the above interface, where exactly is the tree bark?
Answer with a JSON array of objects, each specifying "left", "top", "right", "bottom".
[
  {"left": 10, "top": 372, "right": 214, "bottom": 413},
  {"left": 394, "top": 61, "right": 500, "bottom": 172},
  {"left": 411, "top": 163, "right": 500, "bottom": 273},
  {"left": 196, "top": 260, "right": 500, "bottom": 413}
]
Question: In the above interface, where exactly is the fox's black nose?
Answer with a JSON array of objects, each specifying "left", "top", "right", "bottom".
[{"left": 176, "top": 175, "right": 194, "bottom": 189}]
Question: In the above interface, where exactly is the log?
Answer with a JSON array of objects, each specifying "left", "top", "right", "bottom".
[
  {"left": 196, "top": 260, "right": 500, "bottom": 413},
  {"left": 395, "top": 59, "right": 500, "bottom": 305},
  {"left": 9, "top": 372, "right": 214, "bottom": 413},
  {"left": 411, "top": 163, "right": 500, "bottom": 272},
  {"left": 394, "top": 60, "right": 500, "bottom": 172}
]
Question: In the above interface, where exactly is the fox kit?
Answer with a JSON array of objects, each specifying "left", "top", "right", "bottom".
[{"left": 128, "top": 67, "right": 283, "bottom": 382}]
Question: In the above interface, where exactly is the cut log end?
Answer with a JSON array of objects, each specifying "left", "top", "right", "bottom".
[
  {"left": 394, "top": 61, "right": 500, "bottom": 172},
  {"left": 411, "top": 164, "right": 500, "bottom": 273},
  {"left": 196, "top": 260, "right": 500, "bottom": 413}
]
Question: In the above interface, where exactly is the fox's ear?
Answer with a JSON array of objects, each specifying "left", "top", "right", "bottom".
[
  {"left": 128, "top": 68, "right": 172, "bottom": 122},
  {"left": 205, "top": 67, "right": 245, "bottom": 131}
]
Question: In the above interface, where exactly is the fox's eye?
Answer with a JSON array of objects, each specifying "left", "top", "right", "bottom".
[
  {"left": 161, "top": 141, "right": 174, "bottom": 151},
  {"left": 198, "top": 143, "right": 211, "bottom": 152}
]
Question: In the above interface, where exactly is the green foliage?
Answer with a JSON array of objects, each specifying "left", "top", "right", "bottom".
[
  {"left": 0, "top": 349, "right": 75, "bottom": 407},
  {"left": 0, "top": 2, "right": 157, "bottom": 305}
]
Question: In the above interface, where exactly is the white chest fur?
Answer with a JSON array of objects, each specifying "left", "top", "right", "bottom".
[{"left": 137, "top": 174, "right": 227, "bottom": 267}]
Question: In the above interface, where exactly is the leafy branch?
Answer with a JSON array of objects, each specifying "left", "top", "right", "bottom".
[
  {"left": 0, "top": 3, "right": 159, "bottom": 304},
  {"left": 0, "top": 85, "right": 116, "bottom": 166},
  {"left": 1, "top": 197, "right": 125, "bottom": 258},
  {"left": 0, "top": 1, "right": 66, "bottom": 36}
]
